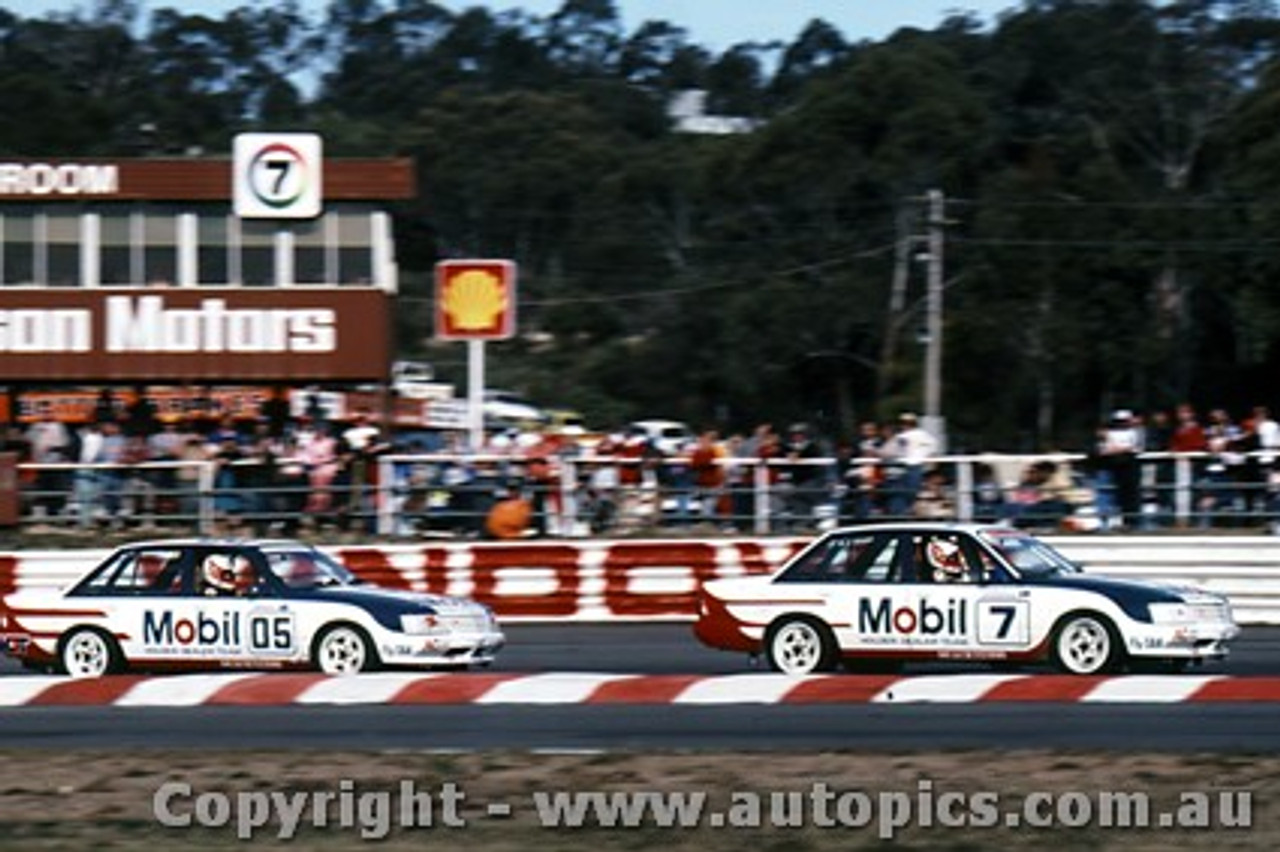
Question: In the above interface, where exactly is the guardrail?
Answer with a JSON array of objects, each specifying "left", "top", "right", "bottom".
[
  {"left": 10, "top": 449, "right": 1280, "bottom": 538},
  {"left": 2, "top": 536, "right": 1277, "bottom": 624}
]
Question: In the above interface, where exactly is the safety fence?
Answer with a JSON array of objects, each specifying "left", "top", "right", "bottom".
[
  {"left": 10, "top": 449, "right": 1280, "bottom": 538},
  {"left": 3, "top": 536, "right": 1278, "bottom": 624}
]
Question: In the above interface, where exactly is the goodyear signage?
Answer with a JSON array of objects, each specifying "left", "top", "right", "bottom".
[{"left": 434, "top": 259, "right": 517, "bottom": 341}]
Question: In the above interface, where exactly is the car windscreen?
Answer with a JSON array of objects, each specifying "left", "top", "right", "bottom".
[
  {"left": 978, "top": 531, "right": 1079, "bottom": 577},
  {"left": 263, "top": 549, "right": 357, "bottom": 590}
]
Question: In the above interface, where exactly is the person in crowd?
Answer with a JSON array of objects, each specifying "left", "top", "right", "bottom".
[
  {"left": 208, "top": 428, "right": 247, "bottom": 527},
  {"left": 117, "top": 432, "right": 155, "bottom": 526},
  {"left": 912, "top": 468, "right": 955, "bottom": 519},
  {"left": 1009, "top": 459, "right": 1075, "bottom": 528},
  {"left": 259, "top": 386, "right": 293, "bottom": 440},
  {"left": 92, "top": 388, "right": 119, "bottom": 426},
  {"left": 97, "top": 419, "right": 127, "bottom": 523},
  {"left": 1095, "top": 409, "right": 1142, "bottom": 527},
  {"left": 723, "top": 431, "right": 755, "bottom": 530},
  {"left": 689, "top": 429, "right": 727, "bottom": 524},
  {"left": 971, "top": 461, "right": 1008, "bottom": 523},
  {"left": 781, "top": 423, "right": 828, "bottom": 529},
  {"left": 26, "top": 411, "right": 73, "bottom": 520},
  {"left": 123, "top": 385, "right": 159, "bottom": 439},
  {"left": 341, "top": 411, "right": 390, "bottom": 531},
  {"left": 174, "top": 432, "right": 208, "bottom": 526},
  {"left": 1170, "top": 403, "right": 1209, "bottom": 453},
  {"left": 298, "top": 421, "right": 340, "bottom": 521},
  {"left": 1202, "top": 407, "right": 1245, "bottom": 525},
  {"left": 72, "top": 419, "right": 105, "bottom": 524},
  {"left": 882, "top": 412, "right": 937, "bottom": 517}
]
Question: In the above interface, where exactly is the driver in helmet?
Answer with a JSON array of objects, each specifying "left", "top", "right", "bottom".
[
  {"left": 926, "top": 537, "right": 968, "bottom": 584},
  {"left": 201, "top": 553, "right": 253, "bottom": 596}
]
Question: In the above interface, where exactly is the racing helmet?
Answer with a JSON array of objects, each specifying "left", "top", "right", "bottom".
[
  {"left": 202, "top": 553, "right": 250, "bottom": 594},
  {"left": 926, "top": 539, "right": 965, "bottom": 582}
]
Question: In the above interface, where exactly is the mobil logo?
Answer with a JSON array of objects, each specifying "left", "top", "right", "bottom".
[
  {"left": 143, "top": 609, "right": 241, "bottom": 646},
  {"left": 857, "top": 597, "right": 967, "bottom": 636}
]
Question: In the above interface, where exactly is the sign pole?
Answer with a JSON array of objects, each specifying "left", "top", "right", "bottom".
[{"left": 468, "top": 339, "right": 485, "bottom": 451}]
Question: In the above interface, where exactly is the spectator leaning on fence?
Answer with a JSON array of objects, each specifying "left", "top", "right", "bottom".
[{"left": 883, "top": 412, "right": 937, "bottom": 518}]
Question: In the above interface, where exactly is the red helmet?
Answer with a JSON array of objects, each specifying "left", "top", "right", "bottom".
[
  {"left": 927, "top": 539, "right": 965, "bottom": 582},
  {"left": 202, "top": 554, "right": 250, "bottom": 594}
]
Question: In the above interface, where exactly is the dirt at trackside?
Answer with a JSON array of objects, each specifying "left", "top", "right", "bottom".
[{"left": 0, "top": 750, "right": 1272, "bottom": 850}]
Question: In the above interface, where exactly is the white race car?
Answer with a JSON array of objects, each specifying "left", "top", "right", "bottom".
[
  {"left": 0, "top": 539, "right": 504, "bottom": 677},
  {"left": 694, "top": 523, "right": 1240, "bottom": 675}
]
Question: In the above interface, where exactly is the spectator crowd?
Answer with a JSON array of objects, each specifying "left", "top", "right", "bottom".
[{"left": 1, "top": 390, "right": 1278, "bottom": 538}]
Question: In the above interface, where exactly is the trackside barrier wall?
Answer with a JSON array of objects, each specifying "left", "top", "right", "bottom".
[{"left": 1, "top": 536, "right": 1278, "bottom": 624}]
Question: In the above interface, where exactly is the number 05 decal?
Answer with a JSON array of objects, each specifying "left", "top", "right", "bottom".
[
  {"left": 247, "top": 612, "right": 296, "bottom": 656},
  {"left": 977, "top": 600, "right": 1030, "bottom": 645}
]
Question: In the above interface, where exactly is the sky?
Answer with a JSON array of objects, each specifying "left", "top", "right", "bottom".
[{"left": 6, "top": 1, "right": 1022, "bottom": 51}]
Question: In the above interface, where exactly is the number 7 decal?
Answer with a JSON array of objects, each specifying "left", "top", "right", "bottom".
[{"left": 977, "top": 600, "right": 1030, "bottom": 645}]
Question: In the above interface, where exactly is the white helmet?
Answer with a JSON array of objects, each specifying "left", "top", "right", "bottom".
[
  {"left": 927, "top": 539, "right": 965, "bottom": 583},
  {"left": 202, "top": 553, "right": 250, "bottom": 594}
]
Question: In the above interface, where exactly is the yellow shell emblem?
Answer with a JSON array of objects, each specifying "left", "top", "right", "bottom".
[{"left": 443, "top": 269, "right": 508, "bottom": 331}]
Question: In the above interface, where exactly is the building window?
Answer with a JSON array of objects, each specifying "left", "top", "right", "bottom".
[
  {"left": 143, "top": 205, "right": 178, "bottom": 287},
  {"left": 100, "top": 209, "right": 133, "bottom": 285},
  {"left": 197, "top": 213, "right": 231, "bottom": 285},
  {"left": 240, "top": 219, "right": 276, "bottom": 286},
  {"left": 293, "top": 216, "right": 328, "bottom": 284},
  {"left": 1, "top": 214, "right": 35, "bottom": 285},
  {"left": 337, "top": 208, "right": 374, "bottom": 285}
]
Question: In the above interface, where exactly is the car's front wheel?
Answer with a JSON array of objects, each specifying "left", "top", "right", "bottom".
[
  {"left": 312, "top": 624, "right": 379, "bottom": 675},
  {"left": 1051, "top": 613, "right": 1121, "bottom": 675},
  {"left": 59, "top": 628, "right": 122, "bottom": 678},
  {"left": 765, "top": 617, "right": 837, "bottom": 675}
]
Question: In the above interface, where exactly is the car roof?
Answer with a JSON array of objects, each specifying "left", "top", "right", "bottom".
[
  {"left": 823, "top": 522, "right": 1016, "bottom": 536},
  {"left": 111, "top": 538, "right": 315, "bottom": 550}
]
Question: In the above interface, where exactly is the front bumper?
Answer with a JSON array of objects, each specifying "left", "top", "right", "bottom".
[
  {"left": 376, "top": 629, "right": 506, "bottom": 668},
  {"left": 1124, "top": 621, "right": 1241, "bottom": 660}
]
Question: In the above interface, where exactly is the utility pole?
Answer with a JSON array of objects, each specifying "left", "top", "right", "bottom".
[{"left": 923, "top": 188, "right": 946, "bottom": 443}]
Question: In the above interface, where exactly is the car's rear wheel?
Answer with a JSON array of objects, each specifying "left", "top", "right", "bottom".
[
  {"left": 1051, "top": 613, "right": 1121, "bottom": 675},
  {"left": 312, "top": 624, "right": 379, "bottom": 675},
  {"left": 59, "top": 628, "right": 122, "bottom": 678},
  {"left": 766, "top": 617, "right": 837, "bottom": 675}
]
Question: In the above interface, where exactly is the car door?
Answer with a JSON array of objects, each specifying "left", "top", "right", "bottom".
[
  {"left": 120, "top": 548, "right": 299, "bottom": 666},
  {"left": 827, "top": 531, "right": 1018, "bottom": 659}
]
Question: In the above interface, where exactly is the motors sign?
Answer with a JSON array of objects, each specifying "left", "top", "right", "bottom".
[{"left": 0, "top": 289, "right": 389, "bottom": 382}]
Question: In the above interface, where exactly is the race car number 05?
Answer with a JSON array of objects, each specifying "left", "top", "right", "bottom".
[
  {"left": 248, "top": 613, "right": 296, "bottom": 654},
  {"left": 976, "top": 600, "right": 1030, "bottom": 645}
]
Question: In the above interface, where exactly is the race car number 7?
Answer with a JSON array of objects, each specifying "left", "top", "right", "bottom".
[{"left": 977, "top": 600, "right": 1030, "bottom": 645}]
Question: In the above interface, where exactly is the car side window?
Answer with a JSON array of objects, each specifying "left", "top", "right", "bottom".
[
  {"left": 77, "top": 550, "right": 182, "bottom": 595},
  {"left": 777, "top": 534, "right": 892, "bottom": 583}
]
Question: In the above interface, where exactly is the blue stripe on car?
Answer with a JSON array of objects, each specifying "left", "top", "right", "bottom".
[{"left": 1023, "top": 574, "right": 1183, "bottom": 622}]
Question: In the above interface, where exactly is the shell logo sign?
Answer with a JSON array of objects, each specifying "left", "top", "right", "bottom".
[{"left": 435, "top": 259, "right": 517, "bottom": 340}]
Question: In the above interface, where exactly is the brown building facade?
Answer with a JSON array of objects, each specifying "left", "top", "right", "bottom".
[{"left": 0, "top": 144, "right": 414, "bottom": 384}]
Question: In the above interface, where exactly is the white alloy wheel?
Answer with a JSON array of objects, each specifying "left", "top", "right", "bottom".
[
  {"left": 314, "top": 625, "right": 376, "bottom": 675},
  {"left": 60, "top": 628, "right": 119, "bottom": 678},
  {"left": 1052, "top": 614, "right": 1118, "bottom": 675},
  {"left": 767, "top": 619, "right": 833, "bottom": 675}
]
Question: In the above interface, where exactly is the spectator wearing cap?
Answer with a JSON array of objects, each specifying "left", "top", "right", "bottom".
[
  {"left": 882, "top": 412, "right": 938, "bottom": 518},
  {"left": 1097, "top": 409, "right": 1142, "bottom": 527}
]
